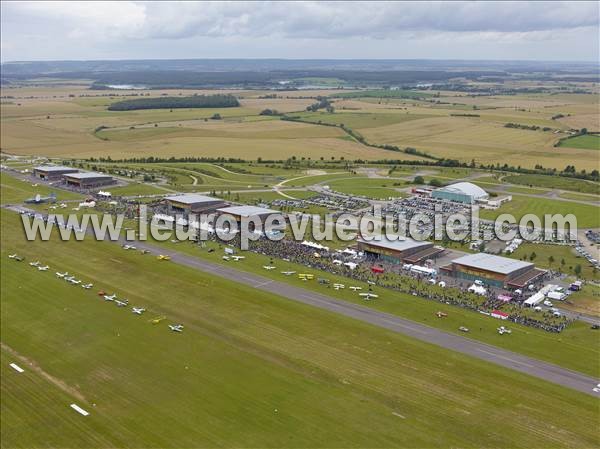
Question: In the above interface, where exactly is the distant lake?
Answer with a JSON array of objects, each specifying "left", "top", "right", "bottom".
[{"left": 107, "top": 84, "right": 147, "bottom": 90}]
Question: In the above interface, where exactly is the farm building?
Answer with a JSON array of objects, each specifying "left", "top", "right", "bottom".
[
  {"left": 216, "top": 205, "right": 279, "bottom": 224},
  {"left": 441, "top": 253, "right": 545, "bottom": 288},
  {"left": 165, "top": 194, "right": 226, "bottom": 215},
  {"left": 432, "top": 182, "right": 488, "bottom": 204},
  {"left": 33, "top": 165, "right": 78, "bottom": 180},
  {"left": 357, "top": 238, "right": 443, "bottom": 265},
  {"left": 64, "top": 172, "right": 115, "bottom": 189}
]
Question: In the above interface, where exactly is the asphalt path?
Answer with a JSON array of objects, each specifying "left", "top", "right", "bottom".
[
  {"left": 130, "top": 239, "right": 600, "bottom": 397},
  {"left": 4, "top": 204, "right": 599, "bottom": 397}
]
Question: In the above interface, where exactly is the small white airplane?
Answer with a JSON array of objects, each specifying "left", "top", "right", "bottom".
[
  {"left": 222, "top": 256, "right": 230, "bottom": 261},
  {"left": 367, "top": 281, "right": 376, "bottom": 285},
  {"left": 115, "top": 299, "right": 128, "bottom": 307},
  {"left": 359, "top": 293, "right": 379, "bottom": 300},
  {"left": 231, "top": 256, "right": 245, "bottom": 261},
  {"left": 281, "top": 271, "right": 296, "bottom": 276},
  {"left": 263, "top": 266, "right": 276, "bottom": 270},
  {"left": 349, "top": 286, "right": 362, "bottom": 291},
  {"left": 68, "top": 279, "right": 81, "bottom": 285},
  {"left": 497, "top": 326, "right": 512, "bottom": 335},
  {"left": 29, "top": 261, "right": 41, "bottom": 267},
  {"left": 169, "top": 324, "right": 184, "bottom": 333},
  {"left": 132, "top": 307, "right": 146, "bottom": 315},
  {"left": 8, "top": 254, "right": 19, "bottom": 259},
  {"left": 103, "top": 294, "right": 117, "bottom": 301},
  {"left": 60, "top": 203, "right": 67, "bottom": 208},
  {"left": 37, "top": 265, "right": 49, "bottom": 271},
  {"left": 81, "top": 283, "right": 93, "bottom": 289},
  {"left": 333, "top": 283, "right": 345, "bottom": 289},
  {"left": 122, "top": 244, "right": 137, "bottom": 250},
  {"left": 64, "top": 275, "right": 75, "bottom": 282}
]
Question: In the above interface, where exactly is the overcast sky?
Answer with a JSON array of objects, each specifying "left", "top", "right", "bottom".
[{"left": 1, "top": 1, "right": 598, "bottom": 62}]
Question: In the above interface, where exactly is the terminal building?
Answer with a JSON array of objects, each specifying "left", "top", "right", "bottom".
[
  {"left": 164, "top": 194, "right": 227, "bottom": 216},
  {"left": 33, "top": 165, "right": 78, "bottom": 180},
  {"left": 441, "top": 253, "right": 545, "bottom": 288},
  {"left": 358, "top": 238, "right": 444, "bottom": 265},
  {"left": 64, "top": 172, "right": 115, "bottom": 189},
  {"left": 431, "top": 182, "right": 488, "bottom": 204}
]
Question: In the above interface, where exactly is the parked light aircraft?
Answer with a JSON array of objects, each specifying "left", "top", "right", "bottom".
[
  {"left": 81, "top": 283, "right": 93, "bottom": 289},
  {"left": 281, "top": 271, "right": 296, "bottom": 276},
  {"left": 115, "top": 299, "right": 128, "bottom": 307},
  {"left": 359, "top": 293, "right": 379, "bottom": 300},
  {"left": 263, "top": 266, "right": 276, "bottom": 270},
  {"left": 103, "top": 294, "right": 117, "bottom": 301},
  {"left": 150, "top": 316, "right": 166, "bottom": 324},
  {"left": 29, "top": 261, "right": 41, "bottom": 267},
  {"left": 37, "top": 265, "right": 49, "bottom": 271},
  {"left": 349, "top": 286, "right": 362, "bottom": 291},
  {"left": 56, "top": 272, "right": 68, "bottom": 278},
  {"left": 231, "top": 256, "right": 245, "bottom": 261},
  {"left": 222, "top": 256, "right": 230, "bottom": 261},
  {"left": 497, "top": 326, "right": 512, "bottom": 335},
  {"left": 122, "top": 244, "right": 137, "bottom": 250},
  {"left": 169, "top": 324, "right": 184, "bottom": 333},
  {"left": 132, "top": 307, "right": 146, "bottom": 315},
  {"left": 68, "top": 279, "right": 81, "bottom": 285},
  {"left": 157, "top": 255, "right": 171, "bottom": 261}
]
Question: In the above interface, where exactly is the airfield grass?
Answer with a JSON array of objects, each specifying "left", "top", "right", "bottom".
[
  {"left": 326, "top": 177, "right": 407, "bottom": 199},
  {"left": 558, "top": 134, "right": 600, "bottom": 150},
  {"left": 560, "top": 284, "right": 600, "bottom": 317},
  {"left": 505, "top": 186, "right": 549, "bottom": 195},
  {"left": 479, "top": 194, "right": 600, "bottom": 228},
  {"left": 502, "top": 174, "right": 600, "bottom": 195},
  {"left": 508, "top": 243, "right": 598, "bottom": 281},
  {"left": 0, "top": 172, "right": 83, "bottom": 204},
  {"left": 3, "top": 211, "right": 599, "bottom": 447},
  {"left": 560, "top": 192, "right": 600, "bottom": 202}
]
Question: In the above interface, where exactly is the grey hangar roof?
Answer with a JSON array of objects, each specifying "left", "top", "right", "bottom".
[{"left": 452, "top": 253, "right": 533, "bottom": 275}]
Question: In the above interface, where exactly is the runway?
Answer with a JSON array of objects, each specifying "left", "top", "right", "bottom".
[{"left": 131, "top": 239, "right": 600, "bottom": 397}]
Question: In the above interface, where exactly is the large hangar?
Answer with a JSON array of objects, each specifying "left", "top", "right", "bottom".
[
  {"left": 358, "top": 238, "right": 443, "bottom": 264},
  {"left": 33, "top": 165, "right": 78, "bottom": 180},
  {"left": 64, "top": 172, "right": 115, "bottom": 188},
  {"left": 432, "top": 182, "right": 488, "bottom": 204},
  {"left": 443, "top": 253, "right": 545, "bottom": 288},
  {"left": 165, "top": 194, "right": 226, "bottom": 215}
]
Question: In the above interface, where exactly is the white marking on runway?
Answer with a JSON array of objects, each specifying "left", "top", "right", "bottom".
[
  {"left": 9, "top": 363, "right": 24, "bottom": 373},
  {"left": 476, "top": 349, "right": 534, "bottom": 368},
  {"left": 70, "top": 404, "right": 89, "bottom": 416},
  {"left": 254, "top": 280, "right": 274, "bottom": 288}
]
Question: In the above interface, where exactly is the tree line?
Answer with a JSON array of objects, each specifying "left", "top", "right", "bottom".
[{"left": 107, "top": 94, "right": 240, "bottom": 111}]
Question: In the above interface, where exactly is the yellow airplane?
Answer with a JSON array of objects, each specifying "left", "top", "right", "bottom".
[
  {"left": 157, "top": 255, "right": 171, "bottom": 261},
  {"left": 149, "top": 316, "right": 166, "bottom": 324}
]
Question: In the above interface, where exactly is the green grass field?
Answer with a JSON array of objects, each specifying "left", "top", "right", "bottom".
[
  {"left": 558, "top": 134, "right": 600, "bottom": 150},
  {"left": 2, "top": 210, "right": 599, "bottom": 448},
  {"left": 502, "top": 174, "right": 600, "bottom": 195},
  {"left": 128, "top": 230, "right": 600, "bottom": 378},
  {"left": 479, "top": 194, "right": 600, "bottom": 228},
  {"left": 326, "top": 177, "right": 407, "bottom": 199},
  {"left": 0, "top": 172, "right": 84, "bottom": 204},
  {"left": 508, "top": 243, "right": 598, "bottom": 281}
]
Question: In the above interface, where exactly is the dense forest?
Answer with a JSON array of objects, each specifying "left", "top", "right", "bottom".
[{"left": 107, "top": 94, "right": 240, "bottom": 111}]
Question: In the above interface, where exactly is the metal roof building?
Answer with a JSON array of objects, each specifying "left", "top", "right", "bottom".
[
  {"left": 445, "top": 253, "right": 544, "bottom": 288},
  {"left": 165, "top": 194, "right": 226, "bottom": 214},
  {"left": 33, "top": 165, "right": 78, "bottom": 180},
  {"left": 64, "top": 172, "right": 115, "bottom": 188},
  {"left": 431, "top": 182, "right": 489, "bottom": 204},
  {"left": 217, "top": 205, "right": 278, "bottom": 219},
  {"left": 358, "top": 238, "right": 441, "bottom": 265}
]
